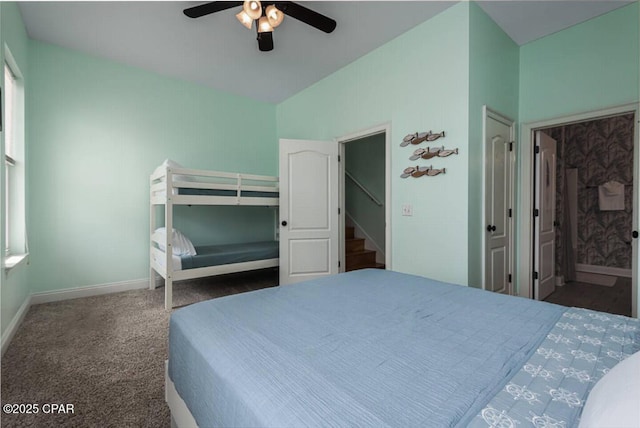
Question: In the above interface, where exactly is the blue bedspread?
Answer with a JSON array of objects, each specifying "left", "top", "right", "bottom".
[
  {"left": 169, "top": 269, "right": 565, "bottom": 427},
  {"left": 180, "top": 241, "right": 278, "bottom": 269}
]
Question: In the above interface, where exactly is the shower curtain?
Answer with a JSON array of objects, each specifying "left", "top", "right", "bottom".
[{"left": 562, "top": 168, "right": 577, "bottom": 282}]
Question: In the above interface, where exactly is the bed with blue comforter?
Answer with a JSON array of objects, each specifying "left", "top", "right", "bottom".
[
  {"left": 168, "top": 269, "right": 639, "bottom": 427},
  {"left": 180, "top": 241, "right": 279, "bottom": 270}
]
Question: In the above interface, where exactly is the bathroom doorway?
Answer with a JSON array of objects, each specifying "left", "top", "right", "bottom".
[{"left": 537, "top": 112, "right": 636, "bottom": 316}]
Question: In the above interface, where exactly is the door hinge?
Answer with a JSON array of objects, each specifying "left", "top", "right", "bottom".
[
  {"left": 508, "top": 274, "right": 512, "bottom": 283},
  {"left": 533, "top": 208, "right": 539, "bottom": 217},
  {"left": 534, "top": 145, "right": 540, "bottom": 154},
  {"left": 338, "top": 261, "right": 341, "bottom": 268},
  {"left": 509, "top": 141, "right": 514, "bottom": 151},
  {"left": 533, "top": 271, "right": 539, "bottom": 280},
  {"left": 508, "top": 208, "right": 512, "bottom": 218},
  {"left": 338, "top": 155, "right": 341, "bottom": 162},
  {"left": 338, "top": 207, "right": 341, "bottom": 215}
]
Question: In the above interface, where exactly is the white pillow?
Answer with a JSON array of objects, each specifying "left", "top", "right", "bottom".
[
  {"left": 162, "top": 158, "right": 181, "bottom": 168},
  {"left": 153, "top": 227, "right": 197, "bottom": 256},
  {"left": 162, "top": 159, "right": 194, "bottom": 182},
  {"left": 579, "top": 350, "right": 640, "bottom": 428}
]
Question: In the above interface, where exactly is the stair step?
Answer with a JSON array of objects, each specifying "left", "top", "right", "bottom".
[
  {"left": 346, "top": 263, "right": 386, "bottom": 272},
  {"left": 345, "top": 226, "right": 355, "bottom": 239},
  {"left": 346, "top": 238, "right": 365, "bottom": 254},
  {"left": 346, "top": 249, "right": 377, "bottom": 271}
]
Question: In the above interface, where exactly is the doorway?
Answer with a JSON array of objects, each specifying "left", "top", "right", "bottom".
[
  {"left": 521, "top": 104, "right": 639, "bottom": 317},
  {"left": 538, "top": 114, "right": 635, "bottom": 316},
  {"left": 338, "top": 124, "right": 391, "bottom": 272}
]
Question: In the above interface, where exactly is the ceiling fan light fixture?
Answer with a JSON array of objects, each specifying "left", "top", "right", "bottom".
[
  {"left": 183, "top": 1, "right": 337, "bottom": 51},
  {"left": 265, "top": 5, "right": 284, "bottom": 28},
  {"left": 257, "top": 16, "right": 273, "bottom": 33},
  {"left": 235, "top": 10, "right": 253, "bottom": 29},
  {"left": 243, "top": 0, "right": 262, "bottom": 20}
]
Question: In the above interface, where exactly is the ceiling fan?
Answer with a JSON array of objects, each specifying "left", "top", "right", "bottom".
[{"left": 184, "top": 1, "right": 337, "bottom": 52}]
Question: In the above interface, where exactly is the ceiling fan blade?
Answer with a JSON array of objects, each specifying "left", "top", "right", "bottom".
[
  {"left": 183, "top": 1, "right": 243, "bottom": 19},
  {"left": 257, "top": 32, "right": 274, "bottom": 51},
  {"left": 276, "top": 2, "right": 336, "bottom": 33}
]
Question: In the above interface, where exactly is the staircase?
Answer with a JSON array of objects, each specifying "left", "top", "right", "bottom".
[{"left": 345, "top": 226, "right": 385, "bottom": 272}]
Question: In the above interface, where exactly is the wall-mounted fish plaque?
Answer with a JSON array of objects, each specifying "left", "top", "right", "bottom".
[
  {"left": 400, "top": 130, "right": 445, "bottom": 147},
  {"left": 400, "top": 165, "right": 446, "bottom": 178},
  {"left": 438, "top": 148, "right": 458, "bottom": 157},
  {"left": 409, "top": 146, "right": 459, "bottom": 160}
]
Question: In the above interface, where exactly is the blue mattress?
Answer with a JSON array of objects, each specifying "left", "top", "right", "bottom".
[
  {"left": 168, "top": 269, "right": 588, "bottom": 427},
  {"left": 180, "top": 241, "right": 278, "bottom": 270},
  {"left": 178, "top": 188, "right": 278, "bottom": 198}
]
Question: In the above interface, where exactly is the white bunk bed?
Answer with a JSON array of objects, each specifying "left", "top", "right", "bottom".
[{"left": 149, "top": 161, "right": 279, "bottom": 310}]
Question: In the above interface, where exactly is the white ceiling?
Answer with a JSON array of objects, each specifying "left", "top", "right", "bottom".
[
  {"left": 476, "top": 0, "right": 632, "bottom": 45},
  {"left": 18, "top": 1, "right": 633, "bottom": 104}
]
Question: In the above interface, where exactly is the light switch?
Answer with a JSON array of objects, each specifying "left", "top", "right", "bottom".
[{"left": 402, "top": 204, "right": 413, "bottom": 216}]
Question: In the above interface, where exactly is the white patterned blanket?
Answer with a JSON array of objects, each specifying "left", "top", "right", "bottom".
[{"left": 468, "top": 307, "right": 640, "bottom": 428}]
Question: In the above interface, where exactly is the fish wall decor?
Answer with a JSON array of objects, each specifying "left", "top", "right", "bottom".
[
  {"left": 400, "top": 130, "right": 446, "bottom": 147},
  {"left": 409, "top": 146, "right": 459, "bottom": 160},
  {"left": 400, "top": 165, "right": 446, "bottom": 178},
  {"left": 437, "top": 148, "right": 458, "bottom": 157}
]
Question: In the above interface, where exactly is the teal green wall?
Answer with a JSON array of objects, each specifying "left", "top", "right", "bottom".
[
  {"left": 277, "top": 3, "right": 471, "bottom": 285},
  {"left": 345, "top": 133, "right": 385, "bottom": 252},
  {"left": 467, "top": 2, "right": 520, "bottom": 288},
  {"left": 519, "top": 2, "right": 639, "bottom": 123},
  {"left": 1, "top": 2, "right": 30, "bottom": 336},
  {"left": 28, "top": 41, "right": 277, "bottom": 293},
  {"left": 517, "top": 1, "right": 639, "bottom": 304},
  {"left": 2, "top": 1, "right": 638, "bottom": 330}
]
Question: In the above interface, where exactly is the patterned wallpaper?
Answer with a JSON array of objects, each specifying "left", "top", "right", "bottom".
[{"left": 545, "top": 113, "right": 634, "bottom": 275}]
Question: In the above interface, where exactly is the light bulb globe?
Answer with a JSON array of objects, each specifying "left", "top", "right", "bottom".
[{"left": 243, "top": 0, "right": 262, "bottom": 20}]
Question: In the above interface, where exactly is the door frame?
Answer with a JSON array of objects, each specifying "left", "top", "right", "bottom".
[
  {"left": 337, "top": 123, "right": 392, "bottom": 272},
  {"left": 519, "top": 103, "right": 640, "bottom": 317},
  {"left": 482, "top": 106, "right": 516, "bottom": 293}
]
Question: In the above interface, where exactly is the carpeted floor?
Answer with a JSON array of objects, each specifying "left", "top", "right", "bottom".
[
  {"left": 3, "top": 270, "right": 631, "bottom": 427},
  {"left": 1, "top": 269, "right": 278, "bottom": 428}
]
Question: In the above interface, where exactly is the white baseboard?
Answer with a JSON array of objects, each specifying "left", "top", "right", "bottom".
[
  {"left": 575, "top": 264, "right": 631, "bottom": 278},
  {"left": 346, "top": 213, "right": 385, "bottom": 264},
  {"left": 2, "top": 278, "right": 150, "bottom": 356},
  {"left": 1, "top": 294, "right": 32, "bottom": 357},
  {"left": 31, "top": 278, "right": 149, "bottom": 305}
]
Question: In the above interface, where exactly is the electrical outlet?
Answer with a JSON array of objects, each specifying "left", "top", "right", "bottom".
[{"left": 402, "top": 204, "right": 413, "bottom": 216}]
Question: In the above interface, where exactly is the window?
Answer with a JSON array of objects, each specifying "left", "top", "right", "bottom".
[
  {"left": 3, "top": 54, "right": 27, "bottom": 269},
  {"left": 5, "top": 63, "right": 15, "bottom": 256}
]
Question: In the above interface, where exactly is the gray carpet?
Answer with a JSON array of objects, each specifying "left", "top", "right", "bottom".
[{"left": 1, "top": 269, "right": 278, "bottom": 428}]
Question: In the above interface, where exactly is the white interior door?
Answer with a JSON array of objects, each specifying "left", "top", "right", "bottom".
[
  {"left": 279, "top": 139, "right": 339, "bottom": 285},
  {"left": 484, "top": 110, "right": 515, "bottom": 294},
  {"left": 534, "top": 131, "right": 557, "bottom": 300}
]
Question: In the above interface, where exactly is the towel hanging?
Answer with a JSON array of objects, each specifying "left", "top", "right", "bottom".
[{"left": 598, "top": 180, "right": 625, "bottom": 211}]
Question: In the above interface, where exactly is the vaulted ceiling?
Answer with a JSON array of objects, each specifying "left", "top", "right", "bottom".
[{"left": 19, "top": 1, "right": 633, "bottom": 103}]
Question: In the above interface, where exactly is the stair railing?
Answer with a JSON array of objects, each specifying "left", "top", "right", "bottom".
[{"left": 345, "top": 170, "right": 383, "bottom": 207}]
